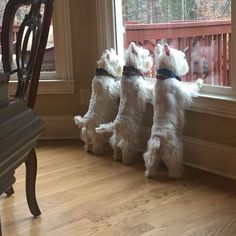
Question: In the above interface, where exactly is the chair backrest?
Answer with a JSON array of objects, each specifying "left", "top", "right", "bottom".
[{"left": 1, "top": 0, "right": 54, "bottom": 109}]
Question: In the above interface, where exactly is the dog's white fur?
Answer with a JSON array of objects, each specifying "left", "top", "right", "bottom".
[
  {"left": 74, "top": 48, "right": 123, "bottom": 154},
  {"left": 97, "top": 42, "right": 154, "bottom": 164},
  {"left": 144, "top": 44, "right": 203, "bottom": 179}
]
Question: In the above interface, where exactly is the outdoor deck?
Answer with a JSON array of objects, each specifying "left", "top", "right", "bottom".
[{"left": 125, "top": 20, "right": 231, "bottom": 86}]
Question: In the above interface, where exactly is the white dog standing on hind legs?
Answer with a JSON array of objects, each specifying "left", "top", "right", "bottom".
[
  {"left": 144, "top": 43, "right": 203, "bottom": 179},
  {"left": 97, "top": 42, "right": 154, "bottom": 165},
  {"left": 74, "top": 48, "right": 123, "bottom": 154}
]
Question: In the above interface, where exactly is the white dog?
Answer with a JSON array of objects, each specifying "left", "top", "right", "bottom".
[
  {"left": 97, "top": 42, "right": 154, "bottom": 164},
  {"left": 144, "top": 43, "right": 203, "bottom": 179},
  {"left": 74, "top": 48, "right": 123, "bottom": 154}
]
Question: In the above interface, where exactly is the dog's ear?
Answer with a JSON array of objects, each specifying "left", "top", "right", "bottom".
[
  {"left": 164, "top": 43, "right": 170, "bottom": 56},
  {"left": 183, "top": 47, "right": 189, "bottom": 54},
  {"left": 130, "top": 42, "right": 138, "bottom": 55},
  {"left": 183, "top": 47, "right": 189, "bottom": 62},
  {"left": 155, "top": 44, "right": 163, "bottom": 58}
]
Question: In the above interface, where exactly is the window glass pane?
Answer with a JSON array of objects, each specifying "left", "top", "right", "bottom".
[
  {"left": 0, "top": 1, "right": 55, "bottom": 72},
  {"left": 122, "top": 0, "right": 231, "bottom": 86}
]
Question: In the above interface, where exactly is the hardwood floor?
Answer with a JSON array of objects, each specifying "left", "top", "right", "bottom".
[{"left": 1, "top": 140, "right": 236, "bottom": 236}]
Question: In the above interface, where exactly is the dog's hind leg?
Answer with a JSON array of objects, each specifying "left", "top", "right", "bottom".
[
  {"left": 162, "top": 139, "right": 184, "bottom": 179},
  {"left": 122, "top": 148, "right": 136, "bottom": 165},
  {"left": 80, "top": 127, "right": 93, "bottom": 152},
  {"left": 143, "top": 137, "right": 161, "bottom": 177},
  {"left": 110, "top": 133, "right": 122, "bottom": 161},
  {"left": 144, "top": 153, "right": 159, "bottom": 178},
  {"left": 113, "top": 146, "right": 122, "bottom": 161},
  {"left": 92, "top": 132, "right": 110, "bottom": 155},
  {"left": 165, "top": 157, "right": 184, "bottom": 179}
]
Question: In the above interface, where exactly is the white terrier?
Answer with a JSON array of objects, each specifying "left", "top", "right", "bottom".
[
  {"left": 144, "top": 43, "right": 203, "bottom": 179},
  {"left": 97, "top": 42, "right": 154, "bottom": 164},
  {"left": 74, "top": 48, "right": 123, "bottom": 154}
]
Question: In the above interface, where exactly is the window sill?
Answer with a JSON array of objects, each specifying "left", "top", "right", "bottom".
[
  {"left": 189, "top": 94, "right": 236, "bottom": 119},
  {"left": 9, "top": 79, "right": 75, "bottom": 95},
  {"left": 146, "top": 77, "right": 236, "bottom": 119}
]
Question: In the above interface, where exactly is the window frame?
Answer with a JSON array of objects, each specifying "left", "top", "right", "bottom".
[
  {"left": 8, "top": 0, "right": 74, "bottom": 95},
  {"left": 96, "top": 0, "right": 236, "bottom": 118}
]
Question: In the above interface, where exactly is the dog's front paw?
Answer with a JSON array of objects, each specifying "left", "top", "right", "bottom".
[{"left": 196, "top": 78, "right": 204, "bottom": 88}]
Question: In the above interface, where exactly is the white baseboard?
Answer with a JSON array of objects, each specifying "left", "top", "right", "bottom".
[
  {"left": 40, "top": 116, "right": 236, "bottom": 180},
  {"left": 183, "top": 136, "right": 236, "bottom": 180}
]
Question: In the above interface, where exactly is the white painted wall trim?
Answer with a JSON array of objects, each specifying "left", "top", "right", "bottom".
[
  {"left": 96, "top": 0, "right": 116, "bottom": 55},
  {"left": 183, "top": 136, "right": 236, "bottom": 181},
  {"left": 189, "top": 95, "right": 236, "bottom": 119},
  {"left": 40, "top": 116, "right": 236, "bottom": 180},
  {"left": 9, "top": 79, "right": 75, "bottom": 95},
  {"left": 8, "top": 0, "right": 74, "bottom": 95},
  {"left": 53, "top": 0, "right": 73, "bottom": 82}
]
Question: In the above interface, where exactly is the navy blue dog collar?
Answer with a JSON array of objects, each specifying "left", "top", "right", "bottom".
[
  {"left": 156, "top": 68, "right": 181, "bottom": 81},
  {"left": 96, "top": 68, "right": 115, "bottom": 78},
  {"left": 123, "top": 66, "right": 144, "bottom": 78}
]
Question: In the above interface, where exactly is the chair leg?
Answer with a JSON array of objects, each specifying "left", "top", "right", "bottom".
[
  {"left": 0, "top": 216, "right": 2, "bottom": 236},
  {"left": 5, "top": 186, "right": 14, "bottom": 197},
  {"left": 25, "top": 148, "right": 41, "bottom": 217}
]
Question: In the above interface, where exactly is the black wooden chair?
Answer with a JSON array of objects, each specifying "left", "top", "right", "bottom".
[{"left": 0, "top": 0, "right": 54, "bottom": 234}]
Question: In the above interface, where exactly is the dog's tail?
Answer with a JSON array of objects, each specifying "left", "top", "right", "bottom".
[
  {"left": 74, "top": 115, "right": 86, "bottom": 127},
  {"left": 96, "top": 122, "right": 115, "bottom": 134}
]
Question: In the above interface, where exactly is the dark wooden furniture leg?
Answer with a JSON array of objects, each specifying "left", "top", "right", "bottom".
[
  {"left": 5, "top": 186, "right": 14, "bottom": 197},
  {"left": 25, "top": 149, "right": 41, "bottom": 217},
  {"left": 0, "top": 0, "right": 54, "bottom": 233},
  {"left": 0, "top": 216, "right": 2, "bottom": 236}
]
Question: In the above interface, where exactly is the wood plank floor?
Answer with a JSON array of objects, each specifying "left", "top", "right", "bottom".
[{"left": 1, "top": 140, "right": 236, "bottom": 236}]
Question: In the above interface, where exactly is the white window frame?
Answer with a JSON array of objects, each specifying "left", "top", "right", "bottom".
[
  {"left": 96, "top": 0, "right": 236, "bottom": 118},
  {"left": 9, "top": 0, "right": 74, "bottom": 95}
]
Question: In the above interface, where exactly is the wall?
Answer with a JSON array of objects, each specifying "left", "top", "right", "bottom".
[{"left": 36, "top": 0, "right": 98, "bottom": 117}]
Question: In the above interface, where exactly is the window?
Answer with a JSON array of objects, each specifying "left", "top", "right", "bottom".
[
  {"left": 96, "top": 0, "right": 236, "bottom": 118},
  {"left": 3, "top": 0, "right": 74, "bottom": 94},
  {"left": 0, "top": 3, "right": 55, "bottom": 73},
  {"left": 123, "top": 0, "right": 231, "bottom": 88}
]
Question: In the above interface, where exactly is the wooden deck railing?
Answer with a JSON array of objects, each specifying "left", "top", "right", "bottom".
[{"left": 125, "top": 20, "right": 231, "bottom": 86}]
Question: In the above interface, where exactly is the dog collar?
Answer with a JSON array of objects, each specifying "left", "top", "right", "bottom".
[
  {"left": 123, "top": 66, "right": 144, "bottom": 78},
  {"left": 96, "top": 68, "right": 116, "bottom": 78},
  {"left": 156, "top": 68, "right": 181, "bottom": 81}
]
